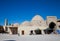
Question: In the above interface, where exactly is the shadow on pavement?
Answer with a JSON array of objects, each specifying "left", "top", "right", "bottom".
[{"left": 4, "top": 40, "right": 16, "bottom": 41}]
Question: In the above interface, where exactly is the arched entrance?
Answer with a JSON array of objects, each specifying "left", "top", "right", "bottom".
[
  {"left": 49, "top": 22, "right": 56, "bottom": 30},
  {"left": 29, "top": 30, "right": 34, "bottom": 35},
  {"left": 44, "top": 22, "right": 56, "bottom": 34},
  {"left": 34, "top": 28, "right": 42, "bottom": 35}
]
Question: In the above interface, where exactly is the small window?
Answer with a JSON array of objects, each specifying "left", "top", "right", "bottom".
[
  {"left": 59, "top": 26, "right": 60, "bottom": 28},
  {"left": 57, "top": 20, "right": 60, "bottom": 22},
  {"left": 40, "top": 21, "right": 41, "bottom": 23}
]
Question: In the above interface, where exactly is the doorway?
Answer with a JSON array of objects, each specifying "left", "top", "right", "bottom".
[
  {"left": 22, "top": 30, "right": 24, "bottom": 35},
  {"left": 9, "top": 27, "right": 18, "bottom": 34},
  {"left": 30, "top": 30, "right": 34, "bottom": 35}
]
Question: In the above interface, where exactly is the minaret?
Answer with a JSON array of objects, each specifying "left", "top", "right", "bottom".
[
  {"left": 4, "top": 19, "right": 8, "bottom": 32},
  {"left": 5, "top": 19, "right": 8, "bottom": 26}
]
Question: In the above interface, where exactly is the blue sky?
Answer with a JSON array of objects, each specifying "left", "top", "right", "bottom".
[{"left": 0, "top": 0, "right": 60, "bottom": 25}]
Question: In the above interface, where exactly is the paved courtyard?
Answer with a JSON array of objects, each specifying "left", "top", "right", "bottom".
[{"left": 0, "top": 34, "right": 60, "bottom": 41}]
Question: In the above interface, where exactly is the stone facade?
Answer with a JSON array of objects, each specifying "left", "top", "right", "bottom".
[
  {"left": 2, "top": 15, "right": 60, "bottom": 35},
  {"left": 18, "top": 15, "right": 60, "bottom": 35}
]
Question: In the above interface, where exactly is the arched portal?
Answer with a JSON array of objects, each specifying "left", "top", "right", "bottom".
[
  {"left": 49, "top": 22, "right": 56, "bottom": 30},
  {"left": 34, "top": 28, "right": 42, "bottom": 35},
  {"left": 44, "top": 22, "right": 56, "bottom": 34}
]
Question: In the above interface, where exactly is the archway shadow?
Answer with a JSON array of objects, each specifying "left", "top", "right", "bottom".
[{"left": 44, "top": 22, "right": 56, "bottom": 34}]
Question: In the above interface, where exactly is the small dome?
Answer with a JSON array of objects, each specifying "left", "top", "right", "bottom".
[
  {"left": 21, "top": 21, "right": 31, "bottom": 26},
  {"left": 31, "top": 15, "right": 44, "bottom": 21},
  {"left": 13, "top": 23, "right": 19, "bottom": 26}
]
